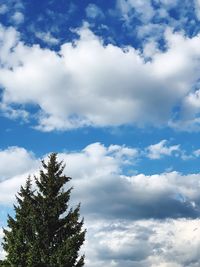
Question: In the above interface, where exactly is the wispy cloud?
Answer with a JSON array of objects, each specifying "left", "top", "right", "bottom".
[
  {"left": 146, "top": 140, "right": 180, "bottom": 159},
  {"left": 11, "top": 11, "right": 24, "bottom": 25}
]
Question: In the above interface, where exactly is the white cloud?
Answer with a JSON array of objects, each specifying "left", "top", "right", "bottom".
[
  {"left": 35, "top": 31, "right": 59, "bottom": 45},
  {"left": 84, "top": 218, "right": 200, "bottom": 267},
  {"left": 11, "top": 11, "right": 24, "bottom": 25},
  {"left": 193, "top": 148, "right": 200, "bottom": 157},
  {"left": 0, "top": 143, "right": 138, "bottom": 205},
  {"left": 0, "top": 146, "right": 39, "bottom": 205},
  {"left": 154, "top": 0, "right": 178, "bottom": 8},
  {"left": 146, "top": 140, "right": 180, "bottom": 159},
  {"left": 137, "top": 23, "right": 164, "bottom": 40},
  {"left": 142, "top": 40, "right": 160, "bottom": 59},
  {"left": 1, "top": 25, "right": 200, "bottom": 131},
  {"left": 0, "top": 146, "right": 38, "bottom": 181},
  {"left": 117, "top": 0, "right": 155, "bottom": 23},
  {"left": 58, "top": 146, "right": 200, "bottom": 221},
  {"left": 58, "top": 142, "right": 138, "bottom": 181},
  {"left": 85, "top": 4, "right": 104, "bottom": 19},
  {"left": 1, "top": 144, "right": 200, "bottom": 265},
  {"left": 173, "top": 89, "right": 200, "bottom": 131},
  {"left": 0, "top": 102, "right": 29, "bottom": 121},
  {"left": 1, "top": 142, "right": 200, "bottom": 219},
  {"left": 0, "top": 172, "right": 33, "bottom": 205},
  {"left": 181, "top": 89, "right": 200, "bottom": 119}
]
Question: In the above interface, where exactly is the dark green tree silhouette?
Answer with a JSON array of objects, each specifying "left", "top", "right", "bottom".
[
  {"left": 2, "top": 153, "right": 86, "bottom": 267},
  {"left": 3, "top": 177, "right": 35, "bottom": 267}
]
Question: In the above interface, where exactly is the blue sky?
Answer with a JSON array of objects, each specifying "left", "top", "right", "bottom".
[{"left": 1, "top": 0, "right": 200, "bottom": 266}]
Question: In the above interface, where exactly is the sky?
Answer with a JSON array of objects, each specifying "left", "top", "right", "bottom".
[{"left": 1, "top": 0, "right": 200, "bottom": 266}]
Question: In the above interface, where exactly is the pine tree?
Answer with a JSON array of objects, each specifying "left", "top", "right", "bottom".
[
  {"left": 2, "top": 153, "right": 86, "bottom": 267},
  {"left": 2, "top": 177, "right": 35, "bottom": 267}
]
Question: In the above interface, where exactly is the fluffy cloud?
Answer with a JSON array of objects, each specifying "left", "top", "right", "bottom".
[
  {"left": 0, "top": 173, "right": 33, "bottom": 205},
  {"left": 193, "top": 148, "right": 200, "bottom": 157},
  {"left": 35, "top": 31, "right": 59, "bottom": 45},
  {"left": 70, "top": 169, "right": 200, "bottom": 220},
  {"left": 154, "top": 0, "right": 178, "bottom": 8},
  {"left": 0, "top": 143, "right": 138, "bottom": 205},
  {"left": 85, "top": 3, "right": 104, "bottom": 19},
  {"left": 11, "top": 11, "right": 24, "bottom": 25},
  {"left": 1, "top": 142, "right": 200, "bottom": 219},
  {"left": 117, "top": 0, "right": 155, "bottom": 23},
  {"left": 1, "top": 24, "right": 200, "bottom": 131},
  {"left": 116, "top": 0, "right": 184, "bottom": 42},
  {"left": 146, "top": 140, "right": 180, "bottom": 159},
  {"left": 84, "top": 218, "right": 200, "bottom": 267},
  {"left": 1, "top": 143, "right": 200, "bottom": 266},
  {"left": 0, "top": 147, "right": 39, "bottom": 204},
  {"left": 173, "top": 89, "right": 200, "bottom": 131},
  {"left": 0, "top": 146, "right": 38, "bottom": 181},
  {"left": 56, "top": 144, "right": 200, "bottom": 220}
]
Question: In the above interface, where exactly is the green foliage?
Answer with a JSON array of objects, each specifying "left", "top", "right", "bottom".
[
  {"left": 2, "top": 153, "right": 86, "bottom": 267},
  {"left": 0, "top": 260, "right": 10, "bottom": 267}
]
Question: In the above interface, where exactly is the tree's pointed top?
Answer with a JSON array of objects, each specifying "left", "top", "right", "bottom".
[
  {"left": 3, "top": 152, "right": 85, "bottom": 267},
  {"left": 48, "top": 152, "right": 58, "bottom": 164},
  {"left": 25, "top": 176, "right": 32, "bottom": 190}
]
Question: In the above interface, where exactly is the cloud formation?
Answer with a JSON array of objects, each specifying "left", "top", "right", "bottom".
[
  {"left": 0, "top": 146, "right": 38, "bottom": 181},
  {"left": 85, "top": 4, "right": 104, "bottom": 19},
  {"left": 85, "top": 218, "right": 200, "bottom": 267},
  {"left": 1, "top": 24, "right": 200, "bottom": 131},
  {"left": 117, "top": 0, "right": 155, "bottom": 23},
  {"left": 146, "top": 140, "right": 180, "bottom": 159},
  {"left": 0, "top": 143, "right": 200, "bottom": 266},
  {"left": 0, "top": 143, "right": 199, "bottom": 219},
  {"left": 1, "top": 1, "right": 200, "bottom": 267},
  {"left": 11, "top": 11, "right": 24, "bottom": 25}
]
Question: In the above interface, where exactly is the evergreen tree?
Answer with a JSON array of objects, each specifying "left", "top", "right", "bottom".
[
  {"left": 3, "top": 177, "right": 35, "bottom": 267},
  {"left": 2, "top": 153, "right": 86, "bottom": 267}
]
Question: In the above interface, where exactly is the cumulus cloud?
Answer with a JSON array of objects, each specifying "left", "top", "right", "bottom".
[
  {"left": 0, "top": 143, "right": 138, "bottom": 205},
  {"left": 0, "top": 147, "right": 39, "bottom": 205},
  {"left": 70, "top": 169, "right": 200, "bottom": 220},
  {"left": 84, "top": 218, "right": 200, "bottom": 267},
  {"left": 0, "top": 146, "right": 38, "bottom": 181},
  {"left": 1, "top": 142, "right": 200, "bottom": 219},
  {"left": 50, "top": 144, "right": 200, "bottom": 220},
  {"left": 1, "top": 24, "right": 200, "bottom": 131},
  {"left": 146, "top": 140, "right": 180, "bottom": 159},
  {"left": 173, "top": 89, "right": 200, "bottom": 131},
  {"left": 0, "top": 173, "right": 33, "bottom": 205},
  {"left": 1, "top": 143, "right": 200, "bottom": 266}
]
